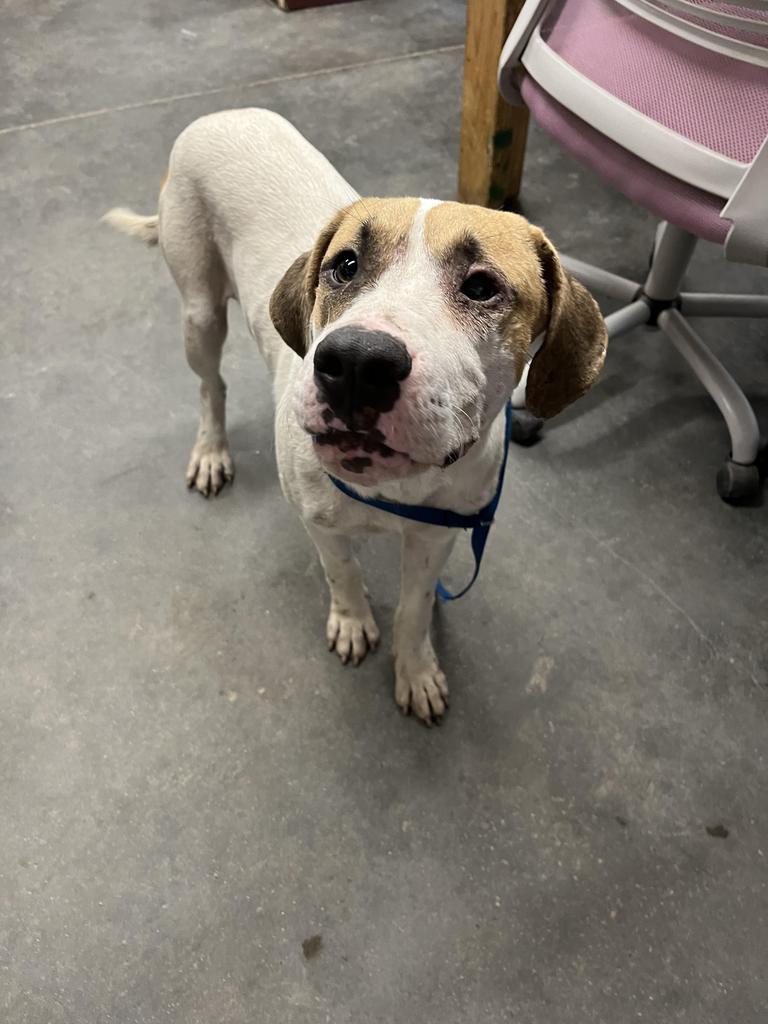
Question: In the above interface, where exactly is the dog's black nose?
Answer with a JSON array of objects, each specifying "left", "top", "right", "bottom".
[{"left": 314, "top": 326, "right": 411, "bottom": 425}]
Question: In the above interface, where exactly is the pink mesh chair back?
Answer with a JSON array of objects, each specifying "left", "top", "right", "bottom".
[
  {"left": 542, "top": 0, "right": 768, "bottom": 166},
  {"left": 501, "top": 0, "right": 768, "bottom": 252}
]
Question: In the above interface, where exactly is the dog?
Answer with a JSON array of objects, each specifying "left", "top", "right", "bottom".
[{"left": 103, "top": 108, "right": 607, "bottom": 724}]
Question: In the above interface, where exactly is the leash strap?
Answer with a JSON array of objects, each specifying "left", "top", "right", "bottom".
[{"left": 326, "top": 401, "right": 514, "bottom": 601}]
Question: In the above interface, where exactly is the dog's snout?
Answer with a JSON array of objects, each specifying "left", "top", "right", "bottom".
[{"left": 314, "top": 326, "right": 411, "bottom": 424}]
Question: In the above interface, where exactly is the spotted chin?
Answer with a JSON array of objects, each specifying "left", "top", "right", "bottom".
[
  {"left": 312, "top": 427, "right": 401, "bottom": 460},
  {"left": 309, "top": 428, "right": 476, "bottom": 476},
  {"left": 310, "top": 428, "right": 419, "bottom": 482}
]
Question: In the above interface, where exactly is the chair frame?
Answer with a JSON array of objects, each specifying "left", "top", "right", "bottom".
[{"left": 501, "top": 0, "right": 768, "bottom": 501}]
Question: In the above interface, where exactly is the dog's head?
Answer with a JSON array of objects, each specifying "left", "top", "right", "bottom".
[{"left": 270, "top": 199, "right": 606, "bottom": 485}]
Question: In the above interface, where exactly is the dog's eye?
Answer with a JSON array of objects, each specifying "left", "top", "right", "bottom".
[
  {"left": 331, "top": 250, "right": 358, "bottom": 285},
  {"left": 460, "top": 271, "right": 500, "bottom": 303}
]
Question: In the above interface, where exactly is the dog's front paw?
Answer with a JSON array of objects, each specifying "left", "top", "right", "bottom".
[
  {"left": 394, "top": 651, "right": 449, "bottom": 725},
  {"left": 186, "top": 441, "right": 234, "bottom": 497},
  {"left": 326, "top": 606, "right": 380, "bottom": 666}
]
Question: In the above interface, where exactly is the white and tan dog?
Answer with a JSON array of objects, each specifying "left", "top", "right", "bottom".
[{"left": 104, "top": 108, "right": 606, "bottom": 724}]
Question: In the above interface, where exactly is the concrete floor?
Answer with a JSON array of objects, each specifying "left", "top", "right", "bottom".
[{"left": 2, "top": 1, "right": 767, "bottom": 1021}]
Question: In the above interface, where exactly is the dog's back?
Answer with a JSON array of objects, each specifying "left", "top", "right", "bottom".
[{"left": 105, "top": 107, "right": 357, "bottom": 349}]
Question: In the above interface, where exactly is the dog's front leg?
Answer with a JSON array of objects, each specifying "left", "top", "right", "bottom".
[
  {"left": 393, "top": 527, "right": 456, "bottom": 725},
  {"left": 305, "top": 523, "right": 380, "bottom": 666}
]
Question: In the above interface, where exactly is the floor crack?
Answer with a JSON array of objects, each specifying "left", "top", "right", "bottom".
[{"left": 0, "top": 44, "right": 464, "bottom": 137}]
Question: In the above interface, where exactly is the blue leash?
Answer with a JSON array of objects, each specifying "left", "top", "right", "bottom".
[{"left": 326, "top": 401, "right": 514, "bottom": 601}]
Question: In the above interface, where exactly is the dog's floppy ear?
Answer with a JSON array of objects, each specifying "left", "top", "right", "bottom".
[
  {"left": 269, "top": 208, "right": 347, "bottom": 357},
  {"left": 526, "top": 226, "right": 608, "bottom": 419}
]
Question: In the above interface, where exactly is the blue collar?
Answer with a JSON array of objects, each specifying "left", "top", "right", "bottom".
[{"left": 326, "top": 400, "right": 514, "bottom": 601}]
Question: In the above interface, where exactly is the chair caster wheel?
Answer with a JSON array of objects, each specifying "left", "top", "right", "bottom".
[
  {"left": 716, "top": 460, "right": 760, "bottom": 504},
  {"left": 511, "top": 409, "right": 544, "bottom": 447}
]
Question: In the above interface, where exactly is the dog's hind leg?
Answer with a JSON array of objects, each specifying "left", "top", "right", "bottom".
[
  {"left": 161, "top": 196, "right": 234, "bottom": 497},
  {"left": 182, "top": 298, "right": 233, "bottom": 496}
]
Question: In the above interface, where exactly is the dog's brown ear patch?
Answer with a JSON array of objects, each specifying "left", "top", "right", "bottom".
[
  {"left": 526, "top": 227, "right": 607, "bottom": 419},
  {"left": 269, "top": 250, "right": 313, "bottom": 356},
  {"left": 269, "top": 209, "right": 347, "bottom": 357}
]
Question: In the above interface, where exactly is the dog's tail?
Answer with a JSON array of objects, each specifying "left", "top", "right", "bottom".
[{"left": 101, "top": 207, "right": 159, "bottom": 246}]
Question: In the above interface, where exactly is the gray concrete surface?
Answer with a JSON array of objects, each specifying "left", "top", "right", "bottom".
[{"left": 2, "top": 2, "right": 767, "bottom": 1022}]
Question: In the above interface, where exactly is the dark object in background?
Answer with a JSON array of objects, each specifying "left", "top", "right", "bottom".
[{"left": 273, "top": 0, "right": 360, "bottom": 10}]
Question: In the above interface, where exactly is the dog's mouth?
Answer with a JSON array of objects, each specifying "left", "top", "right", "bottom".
[
  {"left": 311, "top": 428, "right": 409, "bottom": 476},
  {"left": 310, "top": 427, "right": 475, "bottom": 474},
  {"left": 312, "top": 427, "right": 401, "bottom": 459}
]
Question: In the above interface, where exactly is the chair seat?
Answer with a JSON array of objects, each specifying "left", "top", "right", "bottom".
[
  {"left": 543, "top": 0, "right": 768, "bottom": 165},
  {"left": 520, "top": 75, "right": 729, "bottom": 244}
]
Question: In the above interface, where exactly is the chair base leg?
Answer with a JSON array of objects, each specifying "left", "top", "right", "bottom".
[
  {"left": 560, "top": 255, "right": 639, "bottom": 302},
  {"left": 659, "top": 308, "right": 762, "bottom": 503},
  {"left": 715, "top": 459, "right": 762, "bottom": 504},
  {"left": 512, "top": 222, "right": 764, "bottom": 503},
  {"left": 658, "top": 309, "right": 760, "bottom": 466}
]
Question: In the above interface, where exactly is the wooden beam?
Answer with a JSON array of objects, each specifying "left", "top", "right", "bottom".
[{"left": 458, "top": 0, "right": 529, "bottom": 208}]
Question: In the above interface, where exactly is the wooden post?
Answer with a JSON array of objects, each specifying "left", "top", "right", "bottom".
[{"left": 458, "top": 0, "right": 530, "bottom": 208}]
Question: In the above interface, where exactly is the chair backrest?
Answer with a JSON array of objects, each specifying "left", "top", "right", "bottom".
[
  {"left": 616, "top": 0, "right": 768, "bottom": 65},
  {"left": 499, "top": 0, "right": 768, "bottom": 263}
]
